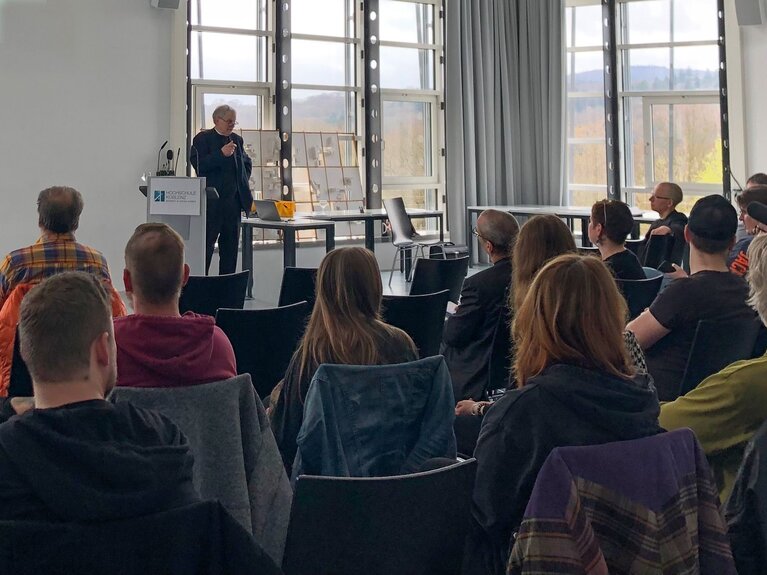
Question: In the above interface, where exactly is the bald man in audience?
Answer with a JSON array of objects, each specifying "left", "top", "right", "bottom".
[
  {"left": 0, "top": 272, "right": 199, "bottom": 521},
  {"left": 115, "top": 223, "right": 236, "bottom": 388},
  {"left": 639, "top": 181, "right": 688, "bottom": 264},
  {"left": 442, "top": 210, "right": 519, "bottom": 401}
]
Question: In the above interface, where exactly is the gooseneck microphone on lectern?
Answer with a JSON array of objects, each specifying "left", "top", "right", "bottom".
[
  {"left": 156, "top": 140, "right": 168, "bottom": 175},
  {"left": 158, "top": 148, "right": 176, "bottom": 176}
]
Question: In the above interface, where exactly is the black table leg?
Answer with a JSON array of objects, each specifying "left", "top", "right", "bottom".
[
  {"left": 284, "top": 229, "right": 297, "bottom": 268},
  {"left": 438, "top": 214, "right": 444, "bottom": 242},
  {"left": 325, "top": 226, "right": 335, "bottom": 253},
  {"left": 364, "top": 219, "right": 375, "bottom": 251},
  {"left": 241, "top": 224, "right": 254, "bottom": 298},
  {"left": 580, "top": 217, "right": 592, "bottom": 247},
  {"left": 467, "top": 209, "right": 475, "bottom": 268}
]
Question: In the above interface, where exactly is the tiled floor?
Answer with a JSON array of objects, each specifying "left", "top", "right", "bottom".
[{"left": 244, "top": 263, "right": 490, "bottom": 310}]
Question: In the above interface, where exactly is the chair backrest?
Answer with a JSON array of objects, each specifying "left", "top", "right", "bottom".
[
  {"left": 679, "top": 317, "right": 762, "bottom": 396},
  {"left": 9, "top": 327, "right": 32, "bottom": 397},
  {"left": 381, "top": 290, "right": 450, "bottom": 357},
  {"left": 179, "top": 270, "right": 250, "bottom": 317},
  {"left": 383, "top": 197, "right": 415, "bottom": 247},
  {"left": 109, "top": 375, "right": 292, "bottom": 565},
  {"left": 283, "top": 459, "right": 477, "bottom": 575},
  {"left": 487, "top": 305, "right": 513, "bottom": 391},
  {"left": 293, "top": 356, "right": 457, "bottom": 479},
  {"left": 642, "top": 266, "right": 663, "bottom": 279},
  {"left": 624, "top": 238, "right": 645, "bottom": 256},
  {"left": 278, "top": 267, "right": 318, "bottom": 308},
  {"left": 410, "top": 257, "right": 469, "bottom": 303},
  {"left": 642, "top": 234, "right": 674, "bottom": 268},
  {"left": 215, "top": 302, "right": 310, "bottom": 398},
  {"left": 510, "top": 429, "right": 735, "bottom": 574},
  {"left": 0, "top": 500, "right": 278, "bottom": 575},
  {"left": 577, "top": 246, "right": 600, "bottom": 256},
  {"left": 615, "top": 274, "right": 663, "bottom": 320}
]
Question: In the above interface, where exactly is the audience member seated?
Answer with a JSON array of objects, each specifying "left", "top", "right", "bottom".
[
  {"left": 442, "top": 209, "right": 519, "bottom": 401},
  {"left": 465, "top": 254, "right": 662, "bottom": 575},
  {"left": 627, "top": 194, "right": 754, "bottom": 401},
  {"left": 639, "top": 181, "right": 688, "bottom": 264},
  {"left": 455, "top": 215, "right": 576, "bottom": 419},
  {"left": 0, "top": 272, "right": 199, "bottom": 521},
  {"left": 660, "top": 233, "right": 767, "bottom": 503},
  {"left": 725, "top": 419, "right": 767, "bottom": 575},
  {"left": 116, "top": 223, "right": 236, "bottom": 388},
  {"left": 270, "top": 247, "right": 418, "bottom": 475},
  {"left": 728, "top": 186, "right": 767, "bottom": 277},
  {"left": 588, "top": 199, "right": 644, "bottom": 280},
  {"left": 0, "top": 186, "right": 126, "bottom": 394}
]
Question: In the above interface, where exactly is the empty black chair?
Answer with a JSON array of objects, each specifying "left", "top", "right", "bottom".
[
  {"left": 179, "top": 270, "right": 249, "bottom": 317},
  {"left": 410, "top": 257, "right": 469, "bottom": 304},
  {"left": 282, "top": 459, "right": 477, "bottom": 575},
  {"left": 278, "top": 267, "right": 318, "bottom": 308},
  {"left": 9, "top": 327, "right": 33, "bottom": 397},
  {"left": 383, "top": 197, "right": 444, "bottom": 286},
  {"left": 381, "top": 290, "right": 450, "bottom": 357},
  {"left": 215, "top": 301, "right": 310, "bottom": 398},
  {"left": 642, "top": 234, "right": 675, "bottom": 269},
  {"left": 678, "top": 318, "right": 762, "bottom": 397},
  {"left": 615, "top": 274, "right": 664, "bottom": 320}
]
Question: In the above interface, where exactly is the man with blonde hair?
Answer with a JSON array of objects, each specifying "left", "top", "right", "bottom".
[
  {"left": 115, "top": 223, "right": 236, "bottom": 388},
  {"left": 0, "top": 272, "right": 199, "bottom": 521}
]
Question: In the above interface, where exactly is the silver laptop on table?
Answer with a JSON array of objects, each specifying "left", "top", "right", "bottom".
[{"left": 254, "top": 199, "right": 292, "bottom": 222}]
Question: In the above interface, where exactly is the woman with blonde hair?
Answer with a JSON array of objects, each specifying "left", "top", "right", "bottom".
[
  {"left": 270, "top": 247, "right": 418, "bottom": 474},
  {"left": 510, "top": 214, "right": 576, "bottom": 313},
  {"left": 465, "top": 254, "right": 661, "bottom": 575}
]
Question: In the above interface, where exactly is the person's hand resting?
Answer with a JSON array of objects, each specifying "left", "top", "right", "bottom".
[
  {"left": 650, "top": 225, "right": 672, "bottom": 236},
  {"left": 455, "top": 400, "right": 491, "bottom": 417},
  {"left": 665, "top": 263, "right": 688, "bottom": 280}
]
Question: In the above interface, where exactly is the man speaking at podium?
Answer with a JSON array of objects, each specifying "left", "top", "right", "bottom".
[{"left": 190, "top": 105, "right": 253, "bottom": 276}]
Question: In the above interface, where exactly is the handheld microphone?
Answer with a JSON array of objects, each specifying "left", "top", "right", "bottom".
[{"left": 156, "top": 140, "right": 168, "bottom": 174}]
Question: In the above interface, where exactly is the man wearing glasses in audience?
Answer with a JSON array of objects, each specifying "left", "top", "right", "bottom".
[
  {"left": 640, "top": 181, "right": 688, "bottom": 265},
  {"left": 190, "top": 105, "right": 253, "bottom": 276},
  {"left": 443, "top": 210, "right": 519, "bottom": 402}
]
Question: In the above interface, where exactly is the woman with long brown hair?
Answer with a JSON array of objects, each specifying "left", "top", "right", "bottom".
[
  {"left": 270, "top": 247, "right": 417, "bottom": 474},
  {"left": 465, "top": 254, "right": 661, "bottom": 575},
  {"left": 510, "top": 214, "right": 577, "bottom": 313}
]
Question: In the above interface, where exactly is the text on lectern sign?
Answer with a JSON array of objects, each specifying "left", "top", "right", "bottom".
[{"left": 149, "top": 178, "right": 201, "bottom": 216}]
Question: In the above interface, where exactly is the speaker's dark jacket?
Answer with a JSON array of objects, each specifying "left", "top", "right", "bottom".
[
  {"left": 190, "top": 129, "right": 253, "bottom": 213},
  {"left": 441, "top": 257, "right": 512, "bottom": 401}
]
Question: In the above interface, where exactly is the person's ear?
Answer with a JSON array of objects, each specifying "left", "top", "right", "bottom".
[
  {"left": 181, "top": 264, "right": 190, "bottom": 287},
  {"left": 123, "top": 269, "right": 133, "bottom": 294},
  {"left": 683, "top": 225, "right": 691, "bottom": 242},
  {"left": 92, "top": 332, "right": 111, "bottom": 368}
]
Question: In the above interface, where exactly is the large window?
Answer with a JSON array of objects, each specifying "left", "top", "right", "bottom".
[
  {"left": 379, "top": 0, "right": 443, "bottom": 218},
  {"left": 187, "top": 0, "right": 446, "bottom": 239},
  {"left": 565, "top": 0, "right": 723, "bottom": 209},
  {"left": 619, "top": 0, "right": 722, "bottom": 212},
  {"left": 565, "top": 0, "right": 607, "bottom": 207}
]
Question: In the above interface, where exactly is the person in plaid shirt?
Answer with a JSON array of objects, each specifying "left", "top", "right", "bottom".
[{"left": 0, "top": 186, "right": 115, "bottom": 310}]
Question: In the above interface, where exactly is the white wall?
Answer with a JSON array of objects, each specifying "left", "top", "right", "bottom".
[
  {"left": 740, "top": 24, "right": 767, "bottom": 173},
  {"left": 0, "top": 0, "right": 173, "bottom": 280}
]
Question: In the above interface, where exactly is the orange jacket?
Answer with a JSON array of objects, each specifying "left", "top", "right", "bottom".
[{"left": 0, "top": 281, "right": 126, "bottom": 396}]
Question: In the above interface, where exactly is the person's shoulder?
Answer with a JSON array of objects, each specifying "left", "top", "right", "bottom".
[
  {"left": 670, "top": 210, "right": 688, "bottom": 223},
  {"left": 192, "top": 128, "right": 215, "bottom": 142},
  {"left": 111, "top": 401, "right": 184, "bottom": 440},
  {"left": 377, "top": 322, "right": 418, "bottom": 357}
]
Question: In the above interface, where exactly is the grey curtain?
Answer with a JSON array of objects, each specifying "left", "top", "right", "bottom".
[{"left": 445, "top": 0, "right": 565, "bottom": 242}]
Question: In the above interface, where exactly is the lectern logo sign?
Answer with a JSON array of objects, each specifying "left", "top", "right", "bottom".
[{"left": 154, "top": 190, "right": 166, "bottom": 202}]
